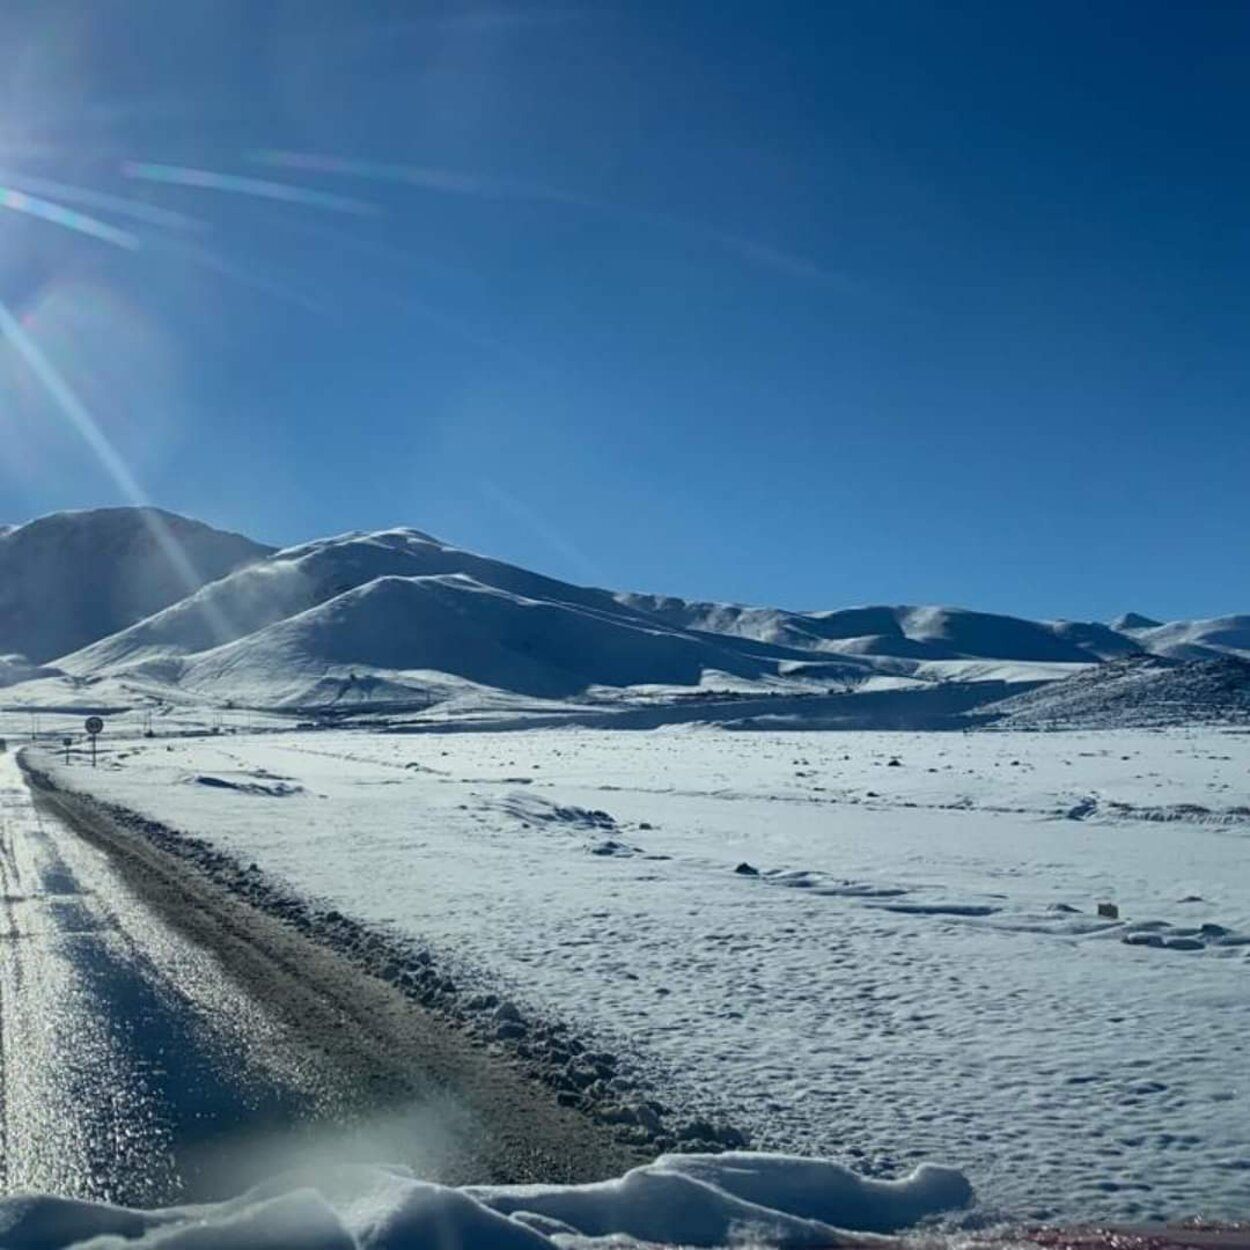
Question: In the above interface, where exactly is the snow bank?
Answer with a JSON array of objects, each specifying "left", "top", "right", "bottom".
[{"left": 0, "top": 1152, "right": 972, "bottom": 1249}]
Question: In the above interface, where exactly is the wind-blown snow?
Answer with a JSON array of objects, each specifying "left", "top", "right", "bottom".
[
  {"left": 0, "top": 507, "right": 271, "bottom": 663},
  {"left": 0, "top": 509, "right": 1237, "bottom": 723},
  {"left": 0, "top": 1152, "right": 971, "bottom": 1249}
]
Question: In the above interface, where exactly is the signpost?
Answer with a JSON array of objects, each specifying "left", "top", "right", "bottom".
[{"left": 84, "top": 716, "right": 103, "bottom": 767}]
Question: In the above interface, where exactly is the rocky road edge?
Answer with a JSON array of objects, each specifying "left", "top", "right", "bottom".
[{"left": 20, "top": 753, "right": 749, "bottom": 1162}]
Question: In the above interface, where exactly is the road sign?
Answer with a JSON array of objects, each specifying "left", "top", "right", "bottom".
[{"left": 84, "top": 716, "right": 103, "bottom": 766}]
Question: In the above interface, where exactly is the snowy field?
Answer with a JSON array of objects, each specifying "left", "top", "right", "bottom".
[{"left": 35, "top": 725, "right": 1250, "bottom": 1224}]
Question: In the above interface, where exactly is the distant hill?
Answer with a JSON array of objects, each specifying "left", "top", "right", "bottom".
[
  {"left": 58, "top": 526, "right": 756, "bottom": 670},
  {"left": 0, "top": 508, "right": 272, "bottom": 663},
  {"left": 984, "top": 655, "right": 1250, "bottom": 729},
  {"left": 1129, "top": 616, "right": 1250, "bottom": 661},
  {"left": 165, "top": 573, "right": 784, "bottom": 707},
  {"left": 614, "top": 597, "right": 1242, "bottom": 666},
  {"left": 1111, "top": 612, "right": 1163, "bottom": 631},
  {"left": 2, "top": 508, "right": 1243, "bottom": 723}
]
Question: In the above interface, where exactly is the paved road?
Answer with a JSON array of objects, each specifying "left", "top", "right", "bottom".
[{"left": 0, "top": 753, "right": 635, "bottom": 1206}]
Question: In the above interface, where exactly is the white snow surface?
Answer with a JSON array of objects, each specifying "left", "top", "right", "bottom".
[
  {"left": 0, "top": 508, "right": 1233, "bottom": 720},
  {"left": 45, "top": 725, "right": 1250, "bottom": 1224},
  {"left": 0, "top": 654, "right": 63, "bottom": 689},
  {"left": 1133, "top": 617, "right": 1250, "bottom": 661},
  {"left": 0, "top": 507, "right": 271, "bottom": 663},
  {"left": 0, "top": 1152, "right": 972, "bottom": 1249}
]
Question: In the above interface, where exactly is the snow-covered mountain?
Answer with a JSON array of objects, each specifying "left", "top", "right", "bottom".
[
  {"left": 62, "top": 527, "right": 670, "bottom": 675},
  {"left": 616, "top": 598, "right": 1159, "bottom": 663},
  {"left": 58, "top": 526, "right": 869, "bottom": 708},
  {"left": 0, "top": 508, "right": 272, "bottom": 663},
  {"left": 5, "top": 508, "right": 1246, "bottom": 722},
  {"left": 165, "top": 573, "right": 787, "bottom": 706},
  {"left": 1125, "top": 615, "right": 1250, "bottom": 661}
]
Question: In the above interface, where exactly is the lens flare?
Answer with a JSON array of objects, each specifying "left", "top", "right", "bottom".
[
  {"left": 123, "top": 163, "right": 378, "bottom": 217},
  {"left": 0, "top": 187, "right": 138, "bottom": 249},
  {"left": 0, "top": 172, "right": 205, "bottom": 231},
  {"left": 0, "top": 297, "right": 233, "bottom": 638},
  {"left": 247, "top": 150, "right": 843, "bottom": 285},
  {"left": 157, "top": 238, "right": 330, "bottom": 317},
  {"left": 250, "top": 150, "right": 508, "bottom": 197}
]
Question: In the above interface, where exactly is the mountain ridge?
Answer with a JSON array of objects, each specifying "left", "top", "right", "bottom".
[
  {"left": 3, "top": 508, "right": 1246, "bottom": 722},
  {"left": 0, "top": 507, "right": 273, "bottom": 664}
]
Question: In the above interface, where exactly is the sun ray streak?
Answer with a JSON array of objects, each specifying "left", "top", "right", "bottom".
[
  {"left": 0, "top": 172, "right": 205, "bottom": 231},
  {"left": 151, "top": 237, "right": 331, "bottom": 316},
  {"left": 249, "top": 149, "right": 561, "bottom": 199},
  {"left": 0, "top": 300, "right": 148, "bottom": 500},
  {"left": 0, "top": 298, "right": 233, "bottom": 634},
  {"left": 247, "top": 150, "right": 853, "bottom": 288},
  {"left": 0, "top": 188, "right": 139, "bottom": 249},
  {"left": 122, "top": 163, "right": 378, "bottom": 217}
]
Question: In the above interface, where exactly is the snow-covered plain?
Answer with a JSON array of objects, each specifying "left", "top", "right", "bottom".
[{"left": 38, "top": 725, "right": 1250, "bottom": 1225}]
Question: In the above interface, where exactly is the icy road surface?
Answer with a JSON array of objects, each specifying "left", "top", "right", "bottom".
[
  {"left": 0, "top": 753, "right": 353, "bottom": 1203},
  {"left": 43, "top": 727, "right": 1250, "bottom": 1223},
  {"left": 0, "top": 753, "right": 634, "bottom": 1203}
]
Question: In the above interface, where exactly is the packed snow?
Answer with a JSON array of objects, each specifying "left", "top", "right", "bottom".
[
  {"left": 36, "top": 724, "right": 1250, "bottom": 1224},
  {"left": 0, "top": 1152, "right": 972, "bottom": 1249}
]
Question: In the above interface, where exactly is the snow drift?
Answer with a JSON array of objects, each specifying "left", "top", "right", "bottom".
[{"left": 0, "top": 1152, "right": 973, "bottom": 1249}]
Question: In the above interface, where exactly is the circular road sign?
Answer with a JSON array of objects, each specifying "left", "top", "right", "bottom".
[{"left": 84, "top": 716, "right": 104, "bottom": 735}]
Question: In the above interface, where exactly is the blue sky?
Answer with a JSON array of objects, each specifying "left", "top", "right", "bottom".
[{"left": 0, "top": 1, "right": 1245, "bottom": 621}]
